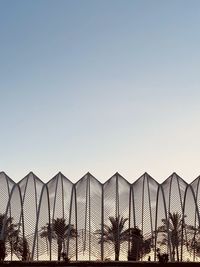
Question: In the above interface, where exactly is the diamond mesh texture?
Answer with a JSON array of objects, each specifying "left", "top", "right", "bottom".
[{"left": 0, "top": 171, "right": 200, "bottom": 262}]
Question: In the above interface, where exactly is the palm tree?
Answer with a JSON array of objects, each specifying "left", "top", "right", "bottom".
[
  {"left": 0, "top": 213, "right": 19, "bottom": 261},
  {"left": 13, "top": 236, "right": 30, "bottom": 261},
  {"left": 40, "top": 223, "right": 52, "bottom": 255},
  {"left": 40, "top": 218, "right": 77, "bottom": 261},
  {"left": 157, "top": 212, "right": 186, "bottom": 261},
  {"left": 128, "top": 227, "right": 152, "bottom": 261},
  {"left": 95, "top": 215, "right": 129, "bottom": 261},
  {"left": 185, "top": 225, "right": 200, "bottom": 260}
]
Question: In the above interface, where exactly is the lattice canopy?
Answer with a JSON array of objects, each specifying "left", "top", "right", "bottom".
[{"left": 0, "top": 171, "right": 200, "bottom": 262}]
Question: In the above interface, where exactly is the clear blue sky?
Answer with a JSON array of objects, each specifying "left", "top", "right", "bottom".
[{"left": 1, "top": 0, "right": 200, "bottom": 183}]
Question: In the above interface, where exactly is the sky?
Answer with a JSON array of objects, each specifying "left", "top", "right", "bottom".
[{"left": 0, "top": 0, "right": 200, "bottom": 184}]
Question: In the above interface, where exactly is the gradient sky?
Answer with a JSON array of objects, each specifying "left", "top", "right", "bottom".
[{"left": 1, "top": 0, "right": 200, "bottom": 183}]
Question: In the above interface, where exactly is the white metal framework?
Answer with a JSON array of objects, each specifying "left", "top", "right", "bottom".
[{"left": 0, "top": 171, "right": 200, "bottom": 261}]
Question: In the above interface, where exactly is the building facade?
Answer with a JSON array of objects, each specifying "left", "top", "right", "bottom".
[{"left": 0, "top": 172, "right": 199, "bottom": 262}]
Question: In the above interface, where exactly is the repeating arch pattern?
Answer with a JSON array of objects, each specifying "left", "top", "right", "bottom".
[{"left": 0, "top": 172, "right": 200, "bottom": 261}]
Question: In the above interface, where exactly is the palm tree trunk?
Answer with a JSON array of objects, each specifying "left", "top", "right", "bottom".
[
  {"left": 57, "top": 240, "right": 62, "bottom": 261},
  {"left": 129, "top": 239, "right": 139, "bottom": 261},
  {"left": 176, "top": 245, "right": 179, "bottom": 262},
  {"left": 0, "top": 240, "right": 6, "bottom": 261},
  {"left": 10, "top": 241, "right": 13, "bottom": 260},
  {"left": 115, "top": 243, "right": 120, "bottom": 261},
  {"left": 172, "top": 246, "right": 175, "bottom": 262}
]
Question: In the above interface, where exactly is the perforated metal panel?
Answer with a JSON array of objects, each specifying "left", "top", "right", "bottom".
[{"left": 0, "top": 172, "right": 200, "bottom": 262}]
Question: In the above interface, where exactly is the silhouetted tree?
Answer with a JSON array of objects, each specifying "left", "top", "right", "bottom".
[
  {"left": 0, "top": 214, "right": 19, "bottom": 261},
  {"left": 95, "top": 216, "right": 128, "bottom": 261},
  {"left": 128, "top": 226, "right": 151, "bottom": 261},
  {"left": 158, "top": 212, "right": 186, "bottom": 261},
  {"left": 40, "top": 218, "right": 76, "bottom": 261},
  {"left": 40, "top": 223, "right": 52, "bottom": 255},
  {"left": 185, "top": 225, "right": 200, "bottom": 260},
  {"left": 13, "top": 236, "right": 30, "bottom": 261}
]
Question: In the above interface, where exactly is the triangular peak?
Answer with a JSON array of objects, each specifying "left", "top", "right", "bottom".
[
  {"left": 18, "top": 172, "right": 44, "bottom": 186},
  {"left": 172, "top": 172, "right": 188, "bottom": 185},
  {"left": 0, "top": 172, "right": 15, "bottom": 181},
  {"left": 144, "top": 172, "right": 159, "bottom": 185},
  {"left": 0, "top": 172, "right": 15, "bottom": 214},
  {"left": 86, "top": 171, "right": 92, "bottom": 176},
  {"left": 103, "top": 172, "right": 130, "bottom": 186},
  {"left": 161, "top": 172, "right": 188, "bottom": 186},
  {"left": 0, "top": 171, "right": 15, "bottom": 185},
  {"left": 29, "top": 171, "right": 44, "bottom": 185},
  {"left": 116, "top": 172, "right": 130, "bottom": 185},
  {"left": 132, "top": 173, "right": 158, "bottom": 195},
  {"left": 57, "top": 171, "right": 72, "bottom": 184},
  {"left": 46, "top": 172, "right": 72, "bottom": 186},
  {"left": 0, "top": 171, "right": 10, "bottom": 177},
  {"left": 75, "top": 172, "right": 102, "bottom": 186},
  {"left": 0, "top": 172, "right": 15, "bottom": 196},
  {"left": 86, "top": 171, "right": 102, "bottom": 184}
]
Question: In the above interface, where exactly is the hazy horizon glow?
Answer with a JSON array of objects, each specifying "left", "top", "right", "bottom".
[{"left": 1, "top": 0, "right": 200, "bottom": 183}]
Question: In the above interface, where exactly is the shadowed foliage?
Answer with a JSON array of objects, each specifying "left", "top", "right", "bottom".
[
  {"left": 0, "top": 214, "right": 20, "bottom": 261},
  {"left": 128, "top": 227, "right": 152, "bottom": 261},
  {"left": 95, "top": 216, "right": 129, "bottom": 261},
  {"left": 158, "top": 212, "right": 186, "bottom": 262},
  {"left": 14, "top": 237, "right": 31, "bottom": 261},
  {"left": 40, "top": 218, "right": 77, "bottom": 261}
]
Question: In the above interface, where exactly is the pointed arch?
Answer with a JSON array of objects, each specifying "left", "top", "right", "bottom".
[
  {"left": 75, "top": 173, "right": 102, "bottom": 260},
  {"left": 18, "top": 172, "right": 44, "bottom": 255}
]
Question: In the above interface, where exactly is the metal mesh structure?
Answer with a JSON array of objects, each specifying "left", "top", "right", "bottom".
[{"left": 0, "top": 171, "right": 200, "bottom": 262}]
